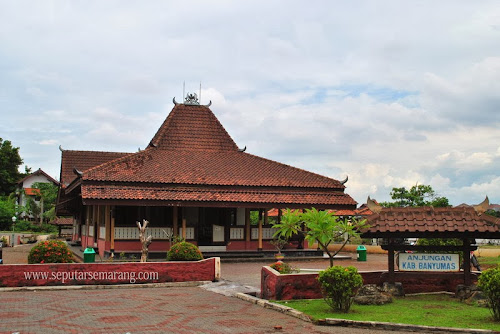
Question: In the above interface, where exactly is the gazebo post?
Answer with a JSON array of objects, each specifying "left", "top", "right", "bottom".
[
  {"left": 463, "top": 238, "right": 471, "bottom": 286},
  {"left": 258, "top": 209, "right": 263, "bottom": 251},
  {"left": 388, "top": 244, "right": 395, "bottom": 284}
]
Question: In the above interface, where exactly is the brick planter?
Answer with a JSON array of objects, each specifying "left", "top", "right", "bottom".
[
  {"left": 261, "top": 266, "right": 479, "bottom": 300},
  {"left": 0, "top": 257, "right": 220, "bottom": 288}
]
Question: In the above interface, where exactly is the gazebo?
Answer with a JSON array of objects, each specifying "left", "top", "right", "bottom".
[{"left": 361, "top": 197, "right": 500, "bottom": 288}]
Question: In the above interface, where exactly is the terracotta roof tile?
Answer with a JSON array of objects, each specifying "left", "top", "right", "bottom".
[
  {"left": 364, "top": 206, "right": 500, "bottom": 235},
  {"left": 50, "top": 217, "right": 73, "bottom": 226},
  {"left": 82, "top": 185, "right": 354, "bottom": 206},
  {"left": 60, "top": 150, "right": 130, "bottom": 187},
  {"left": 24, "top": 188, "right": 41, "bottom": 196},
  {"left": 83, "top": 150, "right": 345, "bottom": 189}
]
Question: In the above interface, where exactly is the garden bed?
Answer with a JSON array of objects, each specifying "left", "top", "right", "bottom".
[
  {"left": 0, "top": 257, "right": 220, "bottom": 287},
  {"left": 275, "top": 294, "right": 500, "bottom": 332},
  {"left": 261, "top": 265, "right": 479, "bottom": 300}
]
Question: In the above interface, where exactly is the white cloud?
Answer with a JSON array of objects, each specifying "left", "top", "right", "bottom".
[
  {"left": 38, "top": 139, "right": 58, "bottom": 145},
  {"left": 1, "top": 1, "right": 500, "bottom": 206}
]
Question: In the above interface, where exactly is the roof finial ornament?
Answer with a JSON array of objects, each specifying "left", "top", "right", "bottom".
[
  {"left": 73, "top": 167, "right": 83, "bottom": 177},
  {"left": 473, "top": 196, "right": 490, "bottom": 215},
  {"left": 340, "top": 175, "right": 348, "bottom": 185},
  {"left": 238, "top": 146, "right": 247, "bottom": 152},
  {"left": 184, "top": 92, "right": 200, "bottom": 105},
  {"left": 59, "top": 145, "right": 64, "bottom": 152},
  {"left": 367, "top": 196, "right": 383, "bottom": 214}
]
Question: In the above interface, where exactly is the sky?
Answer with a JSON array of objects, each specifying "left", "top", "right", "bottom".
[{"left": 1, "top": 1, "right": 499, "bottom": 206}]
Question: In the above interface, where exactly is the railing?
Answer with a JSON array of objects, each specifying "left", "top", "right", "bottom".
[
  {"left": 114, "top": 227, "right": 173, "bottom": 240},
  {"left": 230, "top": 227, "right": 245, "bottom": 240},
  {"left": 251, "top": 227, "right": 277, "bottom": 240},
  {"left": 179, "top": 227, "right": 195, "bottom": 240},
  {"left": 99, "top": 226, "right": 106, "bottom": 239}
]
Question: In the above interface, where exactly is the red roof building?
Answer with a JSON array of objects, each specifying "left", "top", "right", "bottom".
[{"left": 56, "top": 96, "right": 356, "bottom": 257}]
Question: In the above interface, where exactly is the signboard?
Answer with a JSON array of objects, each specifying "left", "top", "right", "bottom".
[{"left": 398, "top": 253, "right": 460, "bottom": 272}]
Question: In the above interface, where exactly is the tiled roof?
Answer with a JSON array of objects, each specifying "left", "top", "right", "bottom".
[
  {"left": 363, "top": 206, "right": 500, "bottom": 235},
  {"left": 50, "top": 217, "right": 73, "bottom": 226},
  {"left": 60, "top": 150, "right": 130, "bottom": 187},
  {"left": 18, "top": 168, "right": 59, "bottom": 186},
  {"left": 24, "top": 188, "right": 41, "bottom": 196},
  {"left": 82, "top": 104, "right": 348, "bottom": 189},
  {"left": 60, "top": 103, "right": 356, "bottom": 208},
  {"left": 83, "top": 150, "right": 345, "bottom": 189},
  {"left": 149, "top": 104, "right": 239, "bottom": 151},
  {"left": 82, "top": 184, "right": 354, "bottom": 206}
]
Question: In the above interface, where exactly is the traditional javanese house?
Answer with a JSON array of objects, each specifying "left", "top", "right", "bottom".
[{"left": 56, "top": 95, "right": 357, "bottom": 258}]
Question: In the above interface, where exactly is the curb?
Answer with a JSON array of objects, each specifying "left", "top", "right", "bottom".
[
  {"left": 320, "top": 318, "right": 499, "bottom": 334},
  {"left": 235, "top": 293, "right": 500, "bottom": 334},
  {"left": 235, "top": 293, "right": 312, "bottom": 322},
  {"left": 0, "top": 281, "right": 211, "bottom": 293}
]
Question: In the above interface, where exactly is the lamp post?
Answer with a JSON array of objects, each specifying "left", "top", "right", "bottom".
[{"left": 11, "top": 216, "right": 16, "bottom": 247}]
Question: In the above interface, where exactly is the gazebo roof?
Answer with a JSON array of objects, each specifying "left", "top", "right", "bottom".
[
  {"left": 58, "top": 102, "right": 356, "bottom": 209},
  {"left": 361, "top": 205, "right": 500, "bottom": 239}
]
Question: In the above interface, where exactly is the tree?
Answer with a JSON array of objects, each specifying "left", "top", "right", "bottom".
[
  {"left": 0, "top": 138, "right": 24, "bottom": 196},
  {"left": 23, "top": 182, "right": 58, "bottom": 224},
  {"left": 273, "top": 208, "right": 368, "bottom": 267},
  {"left": 485, "top": 209, "right": 500, "bottom": 218},
  {"left": 137, "top": 219, "right": 152, "bottom": 262},
  {"left": 380, "top": 184, "right": 449, "bottom": 208},
  {"left": 0, "top": 195, "right": 16, "bottom": 230}
]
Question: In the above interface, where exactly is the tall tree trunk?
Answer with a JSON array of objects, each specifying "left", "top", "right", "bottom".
[{"left": 137, "top": 219, "right": 152, "bottom": 262}]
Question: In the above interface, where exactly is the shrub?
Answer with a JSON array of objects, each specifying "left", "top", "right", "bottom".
[
  {"left": 28, "top": 240, "right": 74, "bottom": 264},
  {"left": 14, "top": 221, "right": 57, "bottom": 233},
  {"left": 317, "top": 266, "right": 363, "bottom": 313},
  {"left": 270, "top": 261, "right": 294, "bottom": 274},
  {"left": 166, "top": 241, "right": 203, "bottom": 261},
  {"left": 477, "top": 267, "right": 500, "bottom": 321}
]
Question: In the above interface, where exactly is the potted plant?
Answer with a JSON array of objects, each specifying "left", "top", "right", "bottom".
[{"left": 270, "top": 237, "right": 288, "bottom": 260}]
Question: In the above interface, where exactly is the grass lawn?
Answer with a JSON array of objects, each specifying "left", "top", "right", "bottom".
[
  {"left": 276, "top": 294, "right": 500, "bottom": 331},
  {"left": 479, "top": 256, "right": 500, "bottom": 269}
]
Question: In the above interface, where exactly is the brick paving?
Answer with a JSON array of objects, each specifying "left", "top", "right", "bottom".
[
  {"left": 2, "top": 243, "right": 36, "bottom": 264},
  {"left": 0, "top": 247, "right": 407, "bottom": 333},
  {"left": 221, "top": 253, "right": 388, "bottom": 288},
  {"left": 0, "top": 285, "right": 410, "bottom": 334}
]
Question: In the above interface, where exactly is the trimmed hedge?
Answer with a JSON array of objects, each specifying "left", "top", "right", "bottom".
[{"left": 167, "top": 241, "right": 203, "bottom": 261}]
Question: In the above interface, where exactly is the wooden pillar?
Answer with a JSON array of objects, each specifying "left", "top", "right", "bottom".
[
  {"left": 110, "top": 206, "right": 115, "bottom": 256},
  {"left": 173, "top": 207, "right": 179, "bottom": 236},
  {"left": 258, "top": 209, "right": 263, "bottom": 251},
  {"left": 105, "top": 205, "right": 110, "bottom": 241},
  {"left": 463, "top": 238, "right": 471, "bottom": 286},
  {"left": 86, "top": 206, "right": 91, "bottom": 246},
  {"left": 182, "top": 218, "right": 187, "bottom": 240},
  {"left": 388, "top": 246, "right": 395, "bottom": 284},
  {"left": 277, "top": 208, "right": 282, "bottom": 225},
  {"left": 245, "top": 209, "right": 250, "bottom": 242}
]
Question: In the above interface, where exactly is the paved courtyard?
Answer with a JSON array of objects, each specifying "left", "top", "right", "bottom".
[
  {"left": 0, "top": 285, "right": 412, "bottom": 334},
  {"left": 0, "top": 246, "right": 407, "bottom": 333}
]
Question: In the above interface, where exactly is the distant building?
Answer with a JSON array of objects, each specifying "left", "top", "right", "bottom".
[{"left": 16, "top": 168, "right": 59, "bottom": 220}]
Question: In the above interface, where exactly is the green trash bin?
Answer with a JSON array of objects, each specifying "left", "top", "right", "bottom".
[
  {"left": 356, "top": 245, "right": 367, "bottom": 262},
  {"left": 83, "top": 247, "right": 96, "bottom": 263}
]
